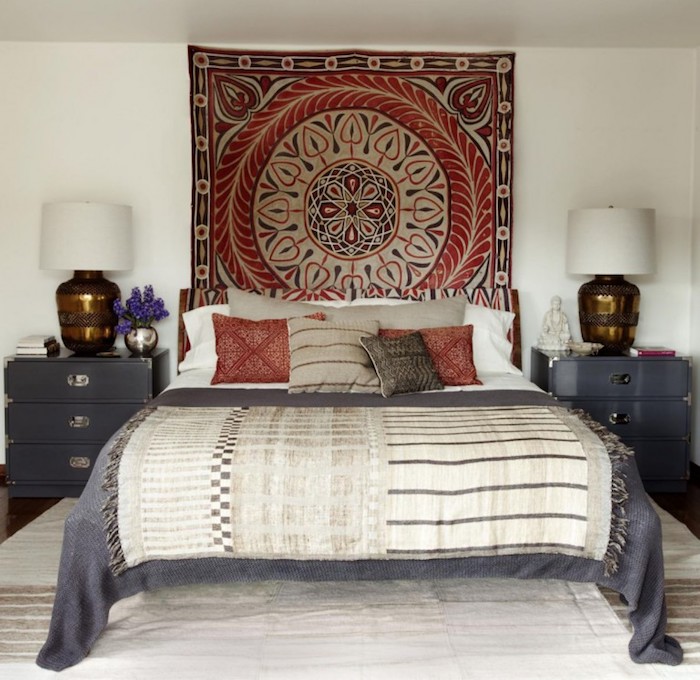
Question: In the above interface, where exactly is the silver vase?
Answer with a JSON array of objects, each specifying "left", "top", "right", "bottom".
[{"left": 124, "top": 326, "right": 158, "bottom": 356}]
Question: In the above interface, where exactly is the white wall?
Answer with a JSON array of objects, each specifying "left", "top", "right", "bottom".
[
  {"left": 692, "top": 48, "right": 700, "bottom": 466},
  {"left": 515, "top": 49, "right": 697, "bottom": 463},
  {"left": 0, "top": 43, "right": 696, "bottom": 465}
]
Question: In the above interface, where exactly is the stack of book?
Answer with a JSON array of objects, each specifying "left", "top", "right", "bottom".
[
  {"left": 16, "top": 334, "right": 61, "bottom": 356},
  {"left": 628, "top": 346, "right": 676, "bottom": 357}
]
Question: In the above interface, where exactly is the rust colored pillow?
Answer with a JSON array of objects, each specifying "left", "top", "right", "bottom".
[
  {"left": 211, "top": 313, "right": 325, "bottom": 384},
  {"left": 379, "top": 325, "right": 482, "bottom": 386}
]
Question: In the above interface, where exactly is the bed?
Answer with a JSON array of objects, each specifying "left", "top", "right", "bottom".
[{"left": 36, "top": 286, "right": 682, "bottom": 670}]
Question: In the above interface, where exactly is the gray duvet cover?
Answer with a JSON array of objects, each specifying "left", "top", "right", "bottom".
[{"left": 36, "top": 388, "right": 682, "bottom": 670}]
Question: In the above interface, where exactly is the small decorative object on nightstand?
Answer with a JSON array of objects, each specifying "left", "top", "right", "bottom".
[
  {"left": 114, "top": 285, "right": 169, "bottom": 356},
  {"left": 566, "top": 341, "right": 603, "bottom": 356},
  {"left": 4, "top": 348, "right": 169, "bottom": 497},
  {"left": 15, "top": 334, "right": 60, "bottom": 356},
  {"left": 531, "top": 347, "right": 691, "bottom": 492},
  {"left": 628, "top": 346, "right": 675, "bottom": 357},
  {"left": 124, "top": 327, "right": 159, "bottom": 356},
  {"left": 537, "top": 295, "right": 571, "bottom": 350}
]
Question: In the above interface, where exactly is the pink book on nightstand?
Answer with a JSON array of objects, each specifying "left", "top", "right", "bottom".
[{"left": 628, "top": 346, "right": 676, "bottom": 357}]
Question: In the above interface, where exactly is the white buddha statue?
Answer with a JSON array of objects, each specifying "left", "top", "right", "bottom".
[{"left": 537, "top": 295, "right": 571, "bottom": 351}]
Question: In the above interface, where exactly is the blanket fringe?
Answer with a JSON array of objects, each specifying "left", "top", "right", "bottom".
[
  {"left": 101, "top": 407, "right": 156, "bottom": 577},
  {"left": 570, "top": 410, "right": 632, "bottom": 577}
]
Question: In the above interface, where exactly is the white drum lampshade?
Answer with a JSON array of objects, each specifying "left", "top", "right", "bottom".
[
  {"left": 40, "top": 202, "right": 134, "bottom": 354},
  {"left": 566, "top": 207, "right": 655, "bottom": 353}
]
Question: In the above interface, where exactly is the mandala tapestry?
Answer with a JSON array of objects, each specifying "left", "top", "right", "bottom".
[{"left": 189, "top": 48, "right": 515, "bottom": 290}]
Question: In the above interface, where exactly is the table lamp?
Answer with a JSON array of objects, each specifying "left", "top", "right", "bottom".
[
  {"left": 40, "top": 201, "right": 133, "bottom": 355},
  {"left": 566, "top": 207, "right": 655, "bottom": 354}
]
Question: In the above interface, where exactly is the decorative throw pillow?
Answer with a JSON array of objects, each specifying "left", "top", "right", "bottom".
[
  {"left": 227, "top": 287, "right": 332, "bottom": 319},
  {"left": 360, "top": 332, "right": 444, "bottom": 398},
  {"left": 326, "top": 296, "right": 467, "bottom": 329},
  {"left": 379, "top": 325, "right": 481, "bottom": 386},
  {"left": 287, "top": 317, "right": 381, "bottom": 394},
  {"left": 211, "top": 313, "right": 325, "bottom": 384}
]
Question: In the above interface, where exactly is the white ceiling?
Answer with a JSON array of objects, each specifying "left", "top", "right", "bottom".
[{"left": 2, "top": 0, "right": 700, "bottom": 48}]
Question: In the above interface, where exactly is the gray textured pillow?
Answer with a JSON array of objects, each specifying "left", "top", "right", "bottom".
[
  {"left": 288, "top": 317, "right": 381, "bottom": 394},
  {"left": 326, "top": 296, "right": 467, "bottom": 329},
  {"left": 227, "top": 288, "right": 325, "bottom": 320},
  {"left": 360, "top": 332, "right": 444, "bottom": 398}
]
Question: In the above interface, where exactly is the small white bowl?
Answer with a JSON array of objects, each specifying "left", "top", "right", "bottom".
[{"left": 567, "top": 341, "right": 603, "bottom": 356}]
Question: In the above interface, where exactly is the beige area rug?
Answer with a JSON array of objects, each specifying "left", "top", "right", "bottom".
[{"left": 1, "top": 499, "right": 698, "bottom": 679}]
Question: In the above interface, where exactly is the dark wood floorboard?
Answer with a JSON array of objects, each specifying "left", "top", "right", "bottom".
[
  {"left": 648, "top": 466, "right": 700, "bottom": 540},
  {"left": 0, "top": 483, "right": 60, "bottom": 543},
  {"left": 2, "top": 468, "right": 700, "bottom": 546}
]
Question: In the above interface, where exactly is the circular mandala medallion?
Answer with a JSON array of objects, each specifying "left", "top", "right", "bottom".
[
  {"left": 307, "top": 161, "right": 397, "bottom": 259},
  {"left": 253, "top": 109, "right": 449, "bottom": 289}
]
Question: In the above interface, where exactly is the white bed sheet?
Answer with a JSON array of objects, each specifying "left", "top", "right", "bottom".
[{"left": 166, "top": 369, "right": 544, "bottom": 393}]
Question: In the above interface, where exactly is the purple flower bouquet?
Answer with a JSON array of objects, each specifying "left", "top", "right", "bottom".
[{"left": 113, "top": 285, "right": 169, "bottom": 334}]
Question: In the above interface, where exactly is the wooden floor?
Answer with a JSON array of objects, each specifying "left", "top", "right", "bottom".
[
  {"left": 2, "top": 466, "right": 700, "bottom": 545},
  {"left": 650, "top": 467, "right": 700, "bottom": 540},
  {"left": 0, "top": 486, "right": 60, "bottom": 544}
]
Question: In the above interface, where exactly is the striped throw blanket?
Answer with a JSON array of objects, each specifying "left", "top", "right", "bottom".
[{"left": 104, "top": 405, "right": 613, "bottom": 575}]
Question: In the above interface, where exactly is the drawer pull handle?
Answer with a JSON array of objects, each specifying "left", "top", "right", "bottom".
[
  {"left": 609, "top": 412, "right": 631, "bottom": 425},
  {"left": 609, "top": 373, "right": 631, "bottom": 385},
  {"left": 69, "top": 415, "right": 90, "bottom": 428},
  {"left": 69, "top": 456, "right": 91, "bottom": 469},
  {"left": 67, "top": 374, "right": 89, "bottom": 388}
]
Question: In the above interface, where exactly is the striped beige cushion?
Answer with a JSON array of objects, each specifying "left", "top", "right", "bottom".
[{"left": 288, "top": 317, "right": 381, "bottom": 393}]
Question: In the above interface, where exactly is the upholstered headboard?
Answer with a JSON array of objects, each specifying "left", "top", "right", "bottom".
[{"left": 178, "top": 287, "right": 521, "bottom": 370}]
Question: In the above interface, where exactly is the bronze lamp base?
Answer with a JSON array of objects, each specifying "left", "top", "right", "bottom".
[
  {"left": 56, "top": 270, "right": 120, "bottom": 355},
  {"left": 578, "top": 274, "right": 640, "bottom": 354}
]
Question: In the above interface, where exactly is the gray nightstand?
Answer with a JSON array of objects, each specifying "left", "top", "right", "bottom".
[
  {"left": 531, "top": 347, "right": 691, "bottom": 493},
  {"left": 4, "top": 348, "right": 169, "bottom": 498}
]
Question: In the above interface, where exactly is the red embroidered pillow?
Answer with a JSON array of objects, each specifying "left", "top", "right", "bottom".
[
  {"left": 379, "top": 325, "right": 481, "bottom": 386},
  {"left": 211, "top": 313, "right": 325, "bottom": 384}
]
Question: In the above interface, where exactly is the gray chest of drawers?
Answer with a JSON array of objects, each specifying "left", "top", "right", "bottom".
[
  {"left": 530, "top": 348, "right": 692, "bottom": 493},
  {"left": 4, "top": 348, "right": 169, "bottom": 497}
]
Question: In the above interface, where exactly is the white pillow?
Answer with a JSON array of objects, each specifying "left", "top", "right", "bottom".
[
  {"left": 178, "top": 304, "right": 229, "bottom": 372},
  {"left": 472, "top": 327, "right": 521, "bottom": 375},
  {"left": 463, "top": 303, "right": 514, "bottom": 337},
  {"left": 463, "top": 304, "right": 520, "bottom": 375}
]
